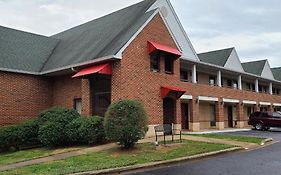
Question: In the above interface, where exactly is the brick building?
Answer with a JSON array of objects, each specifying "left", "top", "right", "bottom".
[{"left": 1, "top": 0, "right": 281, "bottom": 136}]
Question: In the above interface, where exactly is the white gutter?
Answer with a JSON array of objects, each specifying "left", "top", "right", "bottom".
[
  {"left": 180, "top": 95, "right": 193, "bottom": 100},
  {"left": 243, "top": 100, "right": 257, "bottom": 105},
  {"left": 198, "top": 96, "right": 218, "bottom": 102},
  {"left": 223, "top": 98, "right": 240, "bottom": 104},
  {"left": 273, "top": 103, "right": 281, "bottom": 107},
  {"left": 259, "top": 102, "right": 271, "bottom": 106}
]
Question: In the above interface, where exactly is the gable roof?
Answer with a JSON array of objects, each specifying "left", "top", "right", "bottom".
[
  {"left": 0, "top": 26, "right": 59, "bottom": 73},
  {"left": 242, "top": 60, "right": 267, "bottom": 76},
  {"left": 41, "top": 0, "right": 157, "bottom": 72},
  {"left": 271, "top": 67, "right": 281, "bottom": 81},
  {"left": 198, "top": 48, "right": 234, "bottom": 67}
]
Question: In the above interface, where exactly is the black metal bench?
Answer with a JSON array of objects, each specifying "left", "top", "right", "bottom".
[{"left": 154, "top": 123, "right": 182, "bottom": 144}]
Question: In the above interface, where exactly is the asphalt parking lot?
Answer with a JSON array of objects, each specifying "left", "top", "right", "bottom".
[{"left": 123, "top": 128, "right": 281, "bottom": 175}]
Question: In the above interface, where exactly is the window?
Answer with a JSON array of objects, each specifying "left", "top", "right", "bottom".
[
  {"left": 233, "top": 81, "right": 238, "bottom": 89},
  {"left": 180, "top": 70, "right": 188, "bottom": 82},
  {"left": 74, "top": 98, "right": 82, "bottom": 114},
  {"left": 273, "top": 112, "right": 281, "bottom": 118},
  {"left": 246, "top": 83, "right": 254, "bottom": 91},
  {"left": 209, "top": 76, "right": 216, "bottom": 86},
  {"left": 150, "top": 52, "right": 160, "bottom": 72},
  {"left": 247, "top": 107, "right": 254, "bottom": 118},
  {"left": 227, "top": 80, "right": 232, "bottom": 87},
  {"left": 164, "top": 54, "right": 174, "bottom": 74}
]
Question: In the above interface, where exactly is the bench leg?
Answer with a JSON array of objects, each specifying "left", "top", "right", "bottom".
[{"left": 164, "top": 134, "right": 166, "bottom": 145}]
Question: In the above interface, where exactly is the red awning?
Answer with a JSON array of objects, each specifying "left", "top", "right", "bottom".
[
  {"left": 161, "top": 86, "right": 186, "bottom": 99},
  {"left": 148, "top": 41, "right": 182, "bottom": 57},
  {"left": 72, "top": 63, "right": 112, "bottom": 78}
]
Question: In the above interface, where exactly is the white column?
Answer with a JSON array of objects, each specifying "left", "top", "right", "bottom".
[
  {"left": 192, "top": 65, "right": 197, "bottom": 84},
  {"left": 255, "top": 79, "right": 259, "bottom": 93},
  {"left": 238, "top": 75, "right": 242, "bottom": 90},
  {"left": 217, "top": 70, "right": 222, "bottom": 87},
  {"left": 269, "top": 82, "right": 273, "bottom": 95}
]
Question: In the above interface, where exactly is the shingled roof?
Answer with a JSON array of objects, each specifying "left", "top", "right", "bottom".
[
  {"left": 271, "top": 67, "right": 281, "bottom": 81},
  {"left": 42, "top": 0, "right": 157, "bottom": 72},
  {"left": 242, "top": 60, "right": 267, "bottom": 76},
  {"left": 0, "top": 26, "right": 59, "bottom": 73},
  {"left": 0, "top": 0, "right": 157, "bottom": 74},
  {"left": 197, "top": 48, "right": 234, "bottom": 67}
]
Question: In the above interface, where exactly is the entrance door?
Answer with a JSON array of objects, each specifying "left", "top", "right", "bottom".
[
  {"left": 181, "top": 103, "right": 189, "bottom": 130},
  {"left": 163, "top": 98, "right": 176, "bottom": 125},
  {"left": 228, "top": 106, "right": 233, "bottom": 127}
]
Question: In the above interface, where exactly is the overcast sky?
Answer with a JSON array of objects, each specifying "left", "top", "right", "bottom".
[{"left": 0, "top": 0, "right": 280, "bottom": 67}]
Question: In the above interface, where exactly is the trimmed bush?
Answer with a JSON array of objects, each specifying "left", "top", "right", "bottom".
[
  {"left": 66, "top": 116, "right": 106, "bottom": 145},
  {"left": 65, "top": 117, "right": 85, "bottom": 144},
  {"left": 38, "top": 107, "right": 81, "bottom": 147},
  {"left": 38, "top": 107, "right": 80, "bottom": 124},
  {"left": 104, "top": 100, "right": 148, "bottom": 148},
  {"left": 0, "top": 119, "right": 40, "bottom": 152},
  {"left": 38, "top": 122, "right": 64, "bottom": 147},
  {"left": 79, "top": 116, "right": 105, "bottom": 144}
]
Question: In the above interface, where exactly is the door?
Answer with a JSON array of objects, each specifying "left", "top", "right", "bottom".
[
  {"left": 210, "top": 104, "right": 216, "bottom": 127},
  {"left": 163, "top": 98, "right": 176, "bottom": 125},
  {"left": 228, "top": 106, "right": 233, "bottom": 127},
  {"left": 181, "top": 103, "right": 189, "bottom": 130}
]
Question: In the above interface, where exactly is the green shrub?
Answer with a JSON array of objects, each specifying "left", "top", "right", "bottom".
[
  {"left": 17, "top": 119, "right": 40, "bottom": 147},
  {"left": 66, "top": 116, "right": 106, "bottom": 145},
  {"left": 38, "top": 107, "right": 80, "bottom": 124},
  {"left": 79, "top": 116, "right": 106, "bottom": 145},
  {"left": 65, "top": 117, "right": 85, "bottom": 144},
  {"left": 38, "top": 107, "right": 81, "bottom": 147},
  {"left": 38, "top": 122, "right": 64, "bottom": 147},
  {"left": 0, "top": 119, "right": 40, "bottom": 152},
  {"left": 104, "top": 100, "right": 148, "bottom": 148}
]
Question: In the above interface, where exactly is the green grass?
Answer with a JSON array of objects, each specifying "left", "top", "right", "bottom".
[
  {"left": 0, "top": 147, "right": 83, "bottom": 166},
  {"left": 1, "top": 140, "right": 234, "bottom": 175},
  {"left": 188, "top": 134, "right": 265, "bottom": 144}
]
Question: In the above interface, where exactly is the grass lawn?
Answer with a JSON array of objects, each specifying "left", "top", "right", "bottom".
[
  {"left": 1, "top": 140, "right": 234, "bottom": 175},
  {"left": 188, "top": 134, "right": 265, "bottom": 144},
  {"left": 0, "top": 147, "right": 83, "bottom": 166}
]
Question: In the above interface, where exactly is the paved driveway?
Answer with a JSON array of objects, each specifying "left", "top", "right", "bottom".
[{"left": 123, "top": 129, "right": 281, "bottom": 175}]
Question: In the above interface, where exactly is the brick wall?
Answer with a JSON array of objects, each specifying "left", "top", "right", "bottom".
[
  {"left": 52, "top": 75, "right": 82, "bottom": 109},
  {"left": 0, "top": 72, "right": 53, "bottom": 125},
  {"left": 111, "top": 14, "right": 183, "bottom": 125}
]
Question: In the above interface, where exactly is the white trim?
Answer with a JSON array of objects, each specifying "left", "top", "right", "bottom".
[
  {"left": 180, "top": 95, "right": 193, "bottom": 100},
  {"left": 259, "top": 102, "right": 271, "bottom": 106},
  {"left": 243, "top": 100, "right": 257, "bottom": 105},
  {"left": 41, "top": 55, "right": 119, "bottom": 74},
  {"left": 198, "top": 96, "right": 218, "bottom": 102},
  {"left": 164, "top": 0, "right": 199, "bottom": 60},
  {"left": 273, "top": 103, "right": 281, "bottom": 107},
  {"left": 181, "top": 58, "right": 281, "bottom": 85},
  {"left": 0, "top": 68, "right": 40, "bottom": 75},
  {"left": 116, "top": 10, "right": 160, "bottom": 58},
  {"left": 223, "top": 98, "right": 240, "bottom": 104}
]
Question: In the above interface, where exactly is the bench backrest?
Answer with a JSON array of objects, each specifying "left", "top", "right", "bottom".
[{"left": 154, "top": 124, "right": 173, "bottom": 134}]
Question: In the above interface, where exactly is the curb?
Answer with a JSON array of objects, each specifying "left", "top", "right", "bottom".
[
  {"left": 70, "top": 147, "right": 242, "bottom": 175},
  {"left": 261, "top": 138, "right": 273, "bottom": 145}
]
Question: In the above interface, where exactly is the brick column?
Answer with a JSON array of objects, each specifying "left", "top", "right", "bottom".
[
  {"left": 215, "top": 99, "right": 224, "bottom": 130},
  {"left": 254, "top": 104, "right": 260, "bottom": 112},
  {"left": 190, "top": 98, "right": 200, "bottom": 131},
  {"left": 268, "top": 105, "right": 274, "bottom": 112},
  {"left": 236, "top": 103, "right": 245, "bottom": 128},
  {"left": 81, "top": 78, "right": 92, "bottom": 116}
]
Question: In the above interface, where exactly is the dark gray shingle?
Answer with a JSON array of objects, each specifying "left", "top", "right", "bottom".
[
  {"left": 42, "top": 0, "right": 157, "bottom": 72},
  {"left": 0, "top": 26, "right": 59, "bottom": 72},
  {"left": 242, "top": 60, "right": 266, "bottom": 76},
  {"left": 271, "top": 67, "right": 281, "bottom": 81},
  {"left": 198, "top": 48, "right": 234, "bottom": 66}
]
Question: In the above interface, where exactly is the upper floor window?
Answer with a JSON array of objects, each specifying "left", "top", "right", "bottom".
[
  {"left": 180, "top": 70, "right": 188, "bottom": 82},
  {"left": 164, "top": 54, "right": 174, "bottom": 74},
  {"left": 209, "top": 76, "right": 216, "bottom": 86},
  {"left": 150, "top": 52, "right": 160, "bottom": 72}
]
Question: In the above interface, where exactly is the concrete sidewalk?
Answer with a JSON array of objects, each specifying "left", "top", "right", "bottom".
[{"left": 0, "top": 135, "right": 264, "bottom": 172}]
